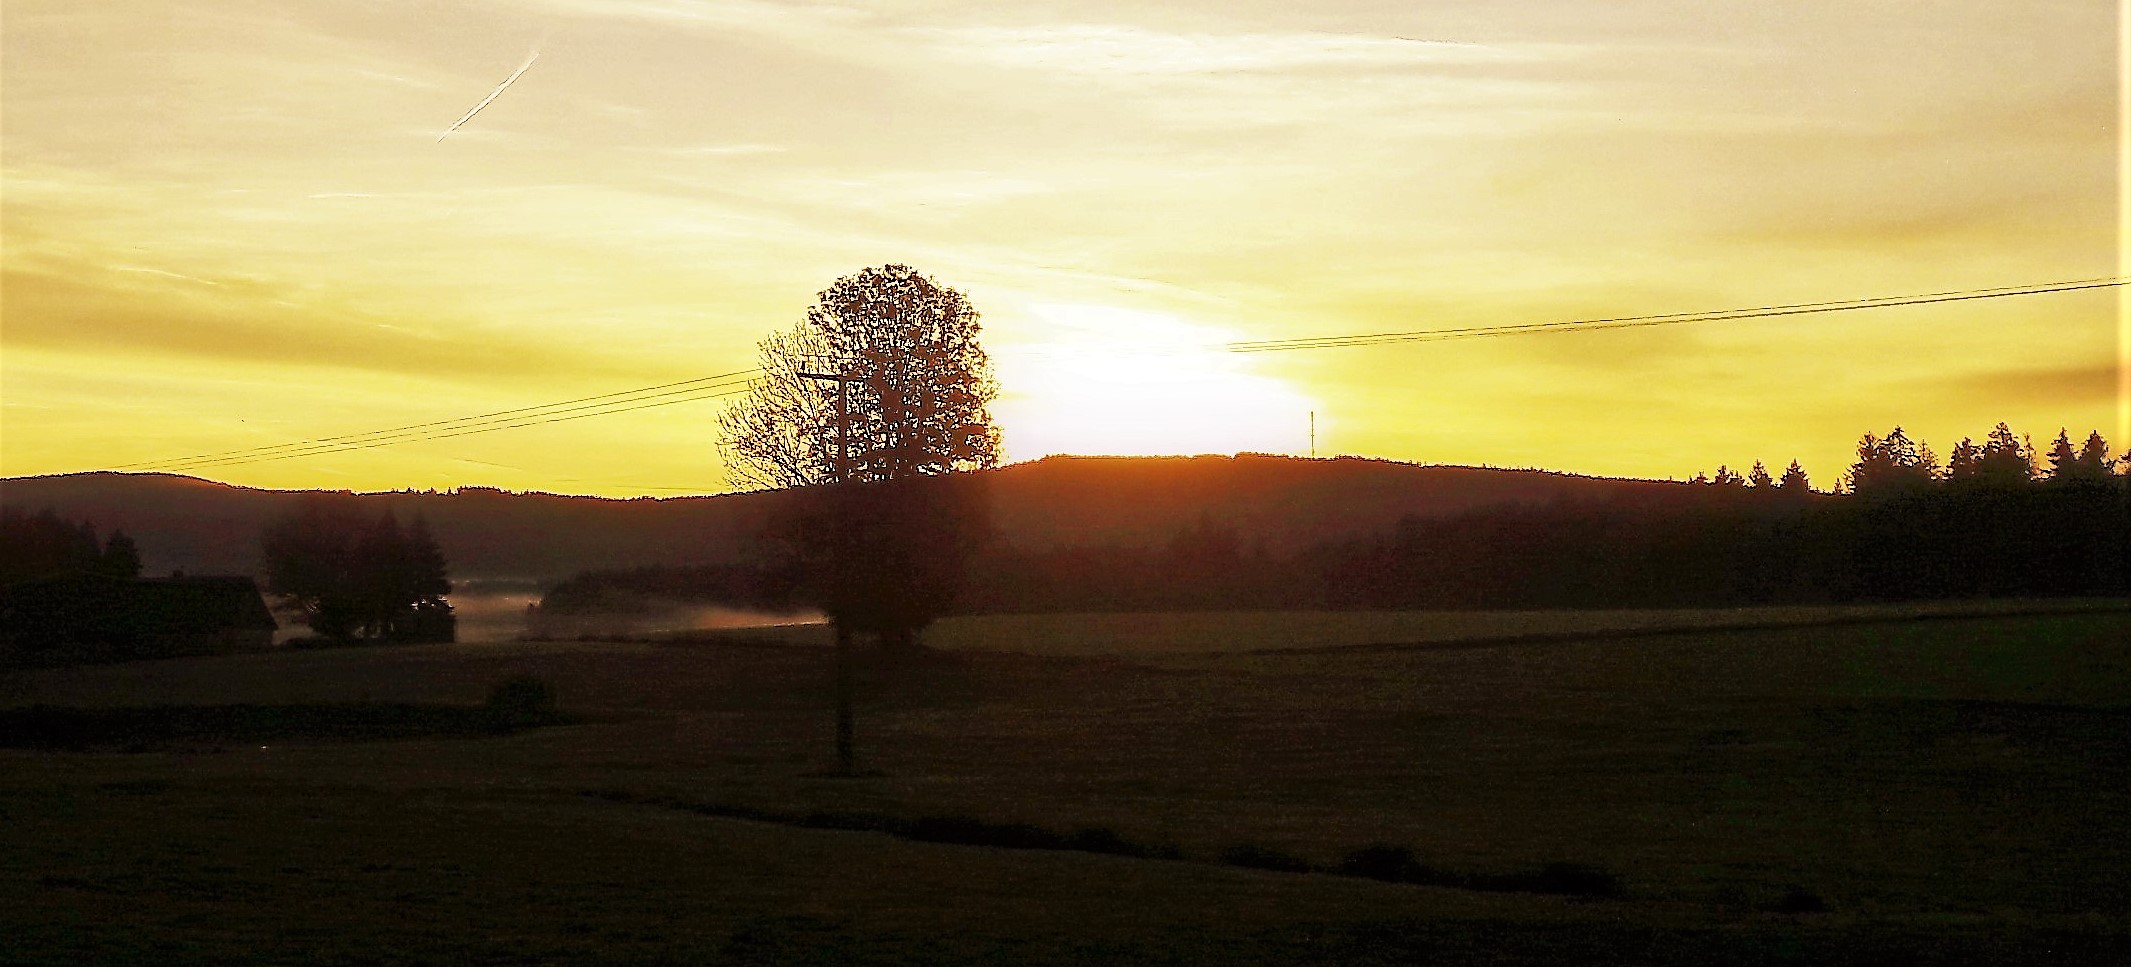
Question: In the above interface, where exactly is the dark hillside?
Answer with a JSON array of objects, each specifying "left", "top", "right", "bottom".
[
  {"left": 0, "top": 473, "right": 795, "bottom": 580},
  {"left": 2, "top": 456, "right": 1682, "bottom": 581},
  {"left": 992, "top": 454, "right": 1675, "bottom": 554}
]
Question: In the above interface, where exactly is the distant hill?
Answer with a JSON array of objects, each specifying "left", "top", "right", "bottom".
[
  {"left": 991, "top": 454, "right": 1672, "bottom": 553},
  {"left": 1, "top": 455, "right": 1682, "bottom": 583}
]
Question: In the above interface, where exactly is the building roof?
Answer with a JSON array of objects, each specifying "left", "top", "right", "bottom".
[
  {"left": 1, "top": 574, "right": 277, "bottom": 643},
  {"left": 133, "top": 576, "right": 279, "bottom": 633}
]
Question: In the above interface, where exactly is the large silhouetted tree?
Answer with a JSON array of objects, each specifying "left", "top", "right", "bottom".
[
  {"left": 715, "top": 265, "right": 1003, "bottom": 773},
  {"left": 718, "top": 264, "right": 1002, "bottom": 491},
  {"left": 717, "top": 264, "right": 1001, "bottom": 645}
]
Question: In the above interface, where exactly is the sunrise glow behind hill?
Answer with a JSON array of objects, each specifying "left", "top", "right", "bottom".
[{"left": 1, "top": 2, "right": 2119, "bottom": 496}]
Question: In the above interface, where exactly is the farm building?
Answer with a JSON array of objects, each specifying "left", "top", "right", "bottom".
[{"left": 0, "top": 574, "right": 277, "bottom": 665}]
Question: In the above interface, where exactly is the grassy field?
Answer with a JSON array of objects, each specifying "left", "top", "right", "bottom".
[
  {"left": 508, "top": 597, "right": 2128, "bottom": 655},
  {"left": 4, "top": 605, "right": 2128, "bottom": 964}
]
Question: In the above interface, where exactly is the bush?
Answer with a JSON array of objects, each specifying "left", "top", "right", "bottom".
[
  {"left": 1332, "top": 845, "right": 1621, "bottom": 897},
  {"left": 906, "top": 815, "right": 1065, "bottom": 851},
  {"left": 1481, "top": 861, "right": 1622, "bottom": 898},
  {"left": 485, "top": 676, "right": 558, "bottom": 725},
  {"left": 1338, "top": 844, "right": 1423, "bottom": 882},
  {"left": 1062, "top": 826, "right": 1182, "bottom": 859},
  {"left": 1218, "top": 843, "right": 1314, "bottom": 873}
]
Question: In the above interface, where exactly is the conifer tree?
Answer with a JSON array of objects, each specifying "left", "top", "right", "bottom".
[
  {"left": 2045, "top": 428, "right": 2080, "bottom": 482},
  {"left": 1849, "top": 427, "right": 1935, "bottom": 493},
  {"left": 1778, "top": 459, "right": 1811, "bottom": 493},
  {"left": 1976, "top": 422, "right": 2032, "bottom": 485},
  {"left": 1945, "top": 437, "right": 1982, "bottom": 481},
  {"left": 262, "top": 499, "right": 453, "bottom": 642}
]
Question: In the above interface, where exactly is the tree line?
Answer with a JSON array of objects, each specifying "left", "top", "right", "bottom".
[
  {"left": 539, "top": 421, "right": 2127, "bottom": 622},
  {"left": 0, "top": 509, "right": 141, "bottom": 584},
  {"left": 1296, "top": 422, "right": 2123, "bottom": 608},
  {"left": 260, "top": 496, "right": 455, "bottom": 643}
]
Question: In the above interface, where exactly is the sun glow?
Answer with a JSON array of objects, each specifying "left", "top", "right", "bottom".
[
  {"left": 990, "top": 303, "right": 1317, "bottom": 460},
  {"left": 0, "top": 3, "right": 2114, "bottom": 495}
]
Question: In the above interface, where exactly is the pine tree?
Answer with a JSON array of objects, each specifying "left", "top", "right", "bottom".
[
  {"left": 262, "top": 499, "right": 453, "bottom": 642},
  {"left": 2070, "top": 431, "right": 2114, "bottom": 483},
  {"left": 398, "top": 516, "right": 455, "bottom": 643},
  {"left": 0, "top": 509, "right": 109, "bottom": 582},
  {"left": 1945, "top": 437, "right": 1982, "bottom": 482},
  {"left": 353, "top": 510, "right": 405, "bottom": 638},
  {"left": 1977, "top": 422, "right": 2031, "bottom": 486},
  {"left": 2045, "top": 428, "right": 2079, "bottom": 482},
  {"left": 1778, "top": 460, "right": 1811, "bottom": 493},
  {"left": 1747, "top": 461, "right": 1773, "bottom": 489},
  {"left": 1849, "top": 427, "right": 1935, "bottom": 494}
]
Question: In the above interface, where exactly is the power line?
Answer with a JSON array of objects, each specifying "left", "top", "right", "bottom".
[
  {"left": 138, "top": 373, "right": 760, "bottom": 473},
  {"left": 151, "top": 383, "right": 758, "bottom": 473},
  {"left": 1224, "top": 277, "right": 2125, "bottom": 352},
  {"left": 120, "top": 368, "right": 762, "bottom": 471},
  {"left": 111, "top": 275, "right": 2124, "bottom": 475}
]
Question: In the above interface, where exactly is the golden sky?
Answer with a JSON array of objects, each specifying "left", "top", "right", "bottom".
[{"left": 2, "top": 1, "right": 2120, "bottom": 495}]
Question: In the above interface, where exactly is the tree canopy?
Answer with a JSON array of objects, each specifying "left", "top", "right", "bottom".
[
  {"left": 715, "top": 266, "right": 1003, "bottom": 648},
  {"left": 717, "top": 264, "right": 1002, "bottom": 491},
  {"left": 261, "top": 497, "right": 453, "bottom": 642},
  {"left": 1847, "top": 426, "right": 1939, "bottom": 494},
  {"left": 0, "top": 510, "right": 139, "bottom": 584}
]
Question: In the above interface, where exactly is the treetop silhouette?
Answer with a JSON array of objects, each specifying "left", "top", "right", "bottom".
[
  {"left": 714, "top": 264, "right": 1006, "bottom": 773},
  {"left": 717, "top": 263, "right": 1002, "bottom": 491},
  {"left": 261, "top": 496, "right": 453, "bottom": 643}
]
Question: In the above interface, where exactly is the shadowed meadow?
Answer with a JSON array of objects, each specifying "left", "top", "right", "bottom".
[{"left": 5, "top": 605, "right": 2127, "bottom": 964}]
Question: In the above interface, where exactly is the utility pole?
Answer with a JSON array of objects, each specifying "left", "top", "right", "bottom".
[
  {"left": 1310, "top": 410, "right": 1316, "bottom": 459},
  {"left": 798, "top": 368, "right": 861, "bottom": 775}
]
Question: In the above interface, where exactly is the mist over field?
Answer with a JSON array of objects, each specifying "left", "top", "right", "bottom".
[{"left": 433, "top": 581, "right": 823, "bottom": 643}]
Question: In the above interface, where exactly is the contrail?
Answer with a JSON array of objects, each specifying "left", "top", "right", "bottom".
[{"left": 438, "top": 50, "right": 539, "bottom": 142}]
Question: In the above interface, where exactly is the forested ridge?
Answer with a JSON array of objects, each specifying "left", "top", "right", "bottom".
[{"left": 535, "top": 424, "right": 2127, "bottom": 621}]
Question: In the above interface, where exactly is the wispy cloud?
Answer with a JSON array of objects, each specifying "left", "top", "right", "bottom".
[
  {"left": 523, "top": 0, "right": 865, "bottom": 44},
  {"left": 108, "top": 265, "right": 222, "bottom": 286},
  {"left": 910, "top": 25, "right": 1538, "bottom": 76},
  {"left": 657, "top": 143, "right": 789, "bottom": 157},
  {"left": 0, "top": 262, "right": 652, "bottom": 386}
]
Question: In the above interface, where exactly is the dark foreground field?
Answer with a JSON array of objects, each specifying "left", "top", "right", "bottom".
[{"left": 4, "top": 607, "right": 2128, "bottom": 964}]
